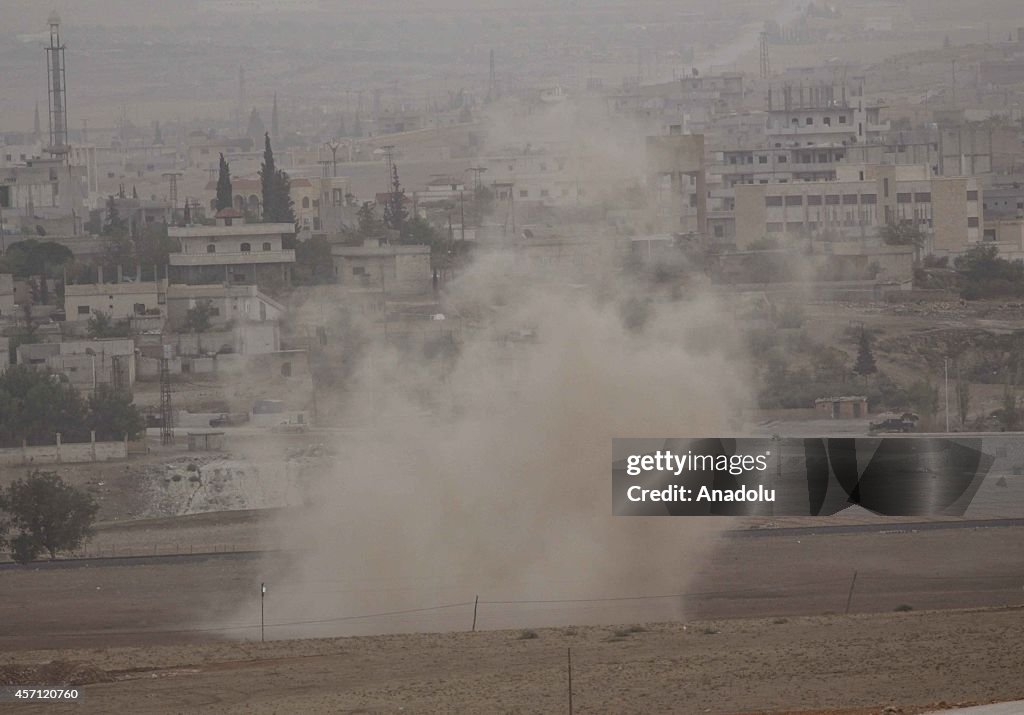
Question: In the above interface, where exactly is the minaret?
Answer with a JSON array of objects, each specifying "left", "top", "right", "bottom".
[
  {"left": 271, "top": 92, "right": 279, "bottom": 138},
  {"left": 45, "top": 11, "right": 69, "bottom": 158},
  {"left": 33, "top": 101, "right": 42, "bottom": 143},
  {"left": 237, "top": 66, "right": 246, "bottom": 132}
]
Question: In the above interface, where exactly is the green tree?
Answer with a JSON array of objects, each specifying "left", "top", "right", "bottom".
[
  {"left": 87, "top": 385, "right": 144, "bottom": 441},
  {"left": 906, "top": 379, "right": 940, "bottom": 421},
  {"left": 382, "top": 164, "right": 408, "bottom": 235},
  {"left": 259, "top": 133, "right": 295, "bottom": 224},
  {"left": 87, "top": 311, "right": 131, "bottom": 338},
  {"left": 293, "top": 236, "right": 336, "bottom": 285},
  {"left": 216, "top": 152, "right": 233, "bottom": 211},
  {"left": 103, "top": 195, "right": 128, "bottom": 238},
  {"left": 853, "top": 330, "right": 878, "bottom": 376},
  {"left": 0, "top": 470, "right": 99, "bottom": 562},
  {"left": 356, "top": 201, "right": 385, "bottom": 240},
  {"left": 880, "top": 221, "right": 924, "bottom": 247},
  {"left": 184, "top": 300, "right": 216, "bottom": 333},
  {"left": 136, "top": 222, "right": 178, "bottom": 267},
  {"left": 0, "top": 366, "right": 90, "bottom": 447},
  {"left": 0, "top": 239, "right": 73, "bottom": 278}
]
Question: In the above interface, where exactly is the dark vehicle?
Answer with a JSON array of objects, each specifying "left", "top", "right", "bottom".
[{"left": 869, "top": 412, "right": 920, "bottom": 434}]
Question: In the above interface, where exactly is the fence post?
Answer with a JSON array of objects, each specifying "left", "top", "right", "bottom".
[
  {"left": 55, "top": 432, "right": 62, "bottom": 463},
  {"left": 91, "top": 430, "right": 97, "bottom": 461},
  {"left": 845, "top": 570, "right": 858, "bottom": 615},
  {"left": 472, "top": 595, "right": 479, "bottom": 632}
]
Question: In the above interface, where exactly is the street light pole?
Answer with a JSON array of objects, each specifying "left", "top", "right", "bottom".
[
  {"left": 260, "top": 582, "right": 266, "bottom": 642},
  {"left": 944, "top": 357, "right": 950, "bottom": 432}
]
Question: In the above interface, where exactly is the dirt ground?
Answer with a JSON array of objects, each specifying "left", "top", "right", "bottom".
[{"left": 1, "top": 607, "right": 1022, "bottom": 714}]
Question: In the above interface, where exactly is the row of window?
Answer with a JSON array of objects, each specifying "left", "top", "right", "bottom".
[
  {"left": 766, "top": 194, "right": 879, "bottom": 207},
  {"left": 205, "top": 242, "right": 273, "bottom": 253},
  {"left": 728, "top": 151, "right": 845, "bottom": 166}
]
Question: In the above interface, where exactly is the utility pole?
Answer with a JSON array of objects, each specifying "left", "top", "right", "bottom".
[
  {"left": 760, "top": 32, "right": 771, "bottom": 79},
  {"left": 160, "top": 345, "right": 174, "bottom": 445}
]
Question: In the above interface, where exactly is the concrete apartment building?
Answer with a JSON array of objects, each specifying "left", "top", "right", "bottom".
[
  {"left": 0, "top": 157, "right": 88, "bottom": 236},
  {"left": 646, "top": 132, "right": 707, "bottom": 236},
  {"left": 168, "top": 210, "right": 295, "bottom": 288},
  {"left": 733, "top": 164, "right": 982, "bottom": 255}
]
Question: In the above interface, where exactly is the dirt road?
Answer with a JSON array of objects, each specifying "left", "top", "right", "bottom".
[{"left": 2, "top": 608, "right": 1023, "bottom": 714}]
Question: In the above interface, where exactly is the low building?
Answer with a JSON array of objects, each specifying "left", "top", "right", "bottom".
[
  {"left": 0, "top": 273, "right": 14, "bottom": 321},
  {"left": 164, "top": 283, "right": 284, "bottom": 331},
  {"left": 168, "top": 210, "right": 295, "bottom": 288},
  {"left": 64, "top": 278, "right": 166, "bottom": 322},
  {"left": 815, "top": 396, "right": 868, "bottom": 419},
  {"left": 330, "top": 243, "right": 432, "bottom": 295},
  {"left": 17, "top": 338, "right": 136, "bottom": 394}
]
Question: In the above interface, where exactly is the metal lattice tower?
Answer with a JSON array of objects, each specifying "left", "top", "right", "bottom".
[
  {"left": 45, "top": 11, "right": 69, "bottom": 159},
  {"left": 759, "top": 32, "right": 771, "bottom": 79},
  {"left": 162, "top": 172, "right": 182, "bottom": 206},
  {"left": 159, "top": 346, "right": 173, "bottom": 445}
]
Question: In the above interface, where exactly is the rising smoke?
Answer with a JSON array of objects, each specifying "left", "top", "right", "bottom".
[{"left": 231, "top": 251, "right": 752, "bottom": 639}]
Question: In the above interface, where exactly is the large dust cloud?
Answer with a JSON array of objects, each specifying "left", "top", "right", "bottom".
[{"left": 230, "top": 251, "right": 752, "bottom": 639}]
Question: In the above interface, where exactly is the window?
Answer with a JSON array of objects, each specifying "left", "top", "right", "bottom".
[
  {"left": 758, "top": 155, "right": 768, "bottom": 164},
  {"left": 540, "top": 189, "right": 549, "bottom": 197},
  {"left": 134, "top": 303, "right": 146, "bottom": 315},
  {"left": 240, "top": 242, "right": 251, "bottom": 252},
  {"left": 77, "top": 305, "right": 90, "bottom": 315},
  {"left": 839, "top": 115, "right": 848, "bottom": 124},
  {"left": 302, "top": 197, "right": 310, "bottom": 209},
  {"left": 767, "top": 222, "right": 784, "bottom": 233},
  {"left": 519, "top": 190, "right": 528, "bottom": 198},
  {"left": 825, "top": 195, "right": 841, "bottom": 205},
  {"left": 206, "top": 244, "right": 216, "bottom": 253},
  {"left": 967, "top": 190, "right": 979, "bottom": 201},
  {"left": 777, "top": 155, "right": 788, "bottom": 163},
  {"left": 823, "top": 117, "right": 831, "bottom": 126},
  {"left": 281, "top": 362, "right": 292, "bottom": 377},
  {"left": 353, "top": 266, "right": 366, "bottom": 276},
  {"left": 262, "top": 242, "right": 272, "bottom": 251},
  {"left": 713, "top": 224, "right": 724, "bottom": 238},
  {"left": 808, "top": 195, "right": 823, "bottom": 206},
  {"left": 897, "top": 193, "right": 913, "bottom": 204},
  {"left": 785, "top": 195, "right": 803, "bottom": 206},
  {"left": 842, "top": 194, "right": 858, "bottom": 205},
  {"left": 914, "top": 192, "right": 931, "bottom": 203},
  {"left": 806, "top": 117, "right": 813, "bottom": 125},
  {"left": 968, "top": 217, "right": 979, "bottom": 228},
  {"left": 765, "top": 196, "right": 783, "bottom": 207},
  {"left": 862, "top": 194, "right": 877, "bottom": 204}
]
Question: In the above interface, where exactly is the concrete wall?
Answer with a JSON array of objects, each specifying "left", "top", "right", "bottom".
[{"left": 0, "top": 435, "right": 128, "bottom": 467}]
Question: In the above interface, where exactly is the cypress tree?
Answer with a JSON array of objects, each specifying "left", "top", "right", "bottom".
[
  {"left": 216, "top": 153, "right": 233, "bottom": 211},
  {"left": 854, "top": 330, "right": 878, "bottom": 376}
]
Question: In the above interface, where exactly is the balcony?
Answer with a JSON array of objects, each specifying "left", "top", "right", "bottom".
[{"left": 169, "top": 250, "right": 295, "bottom": 267}]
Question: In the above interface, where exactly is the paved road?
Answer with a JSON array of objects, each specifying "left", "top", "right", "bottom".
[{"left": 4, "top": 517, "right": 1023, "bottom": 572}]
